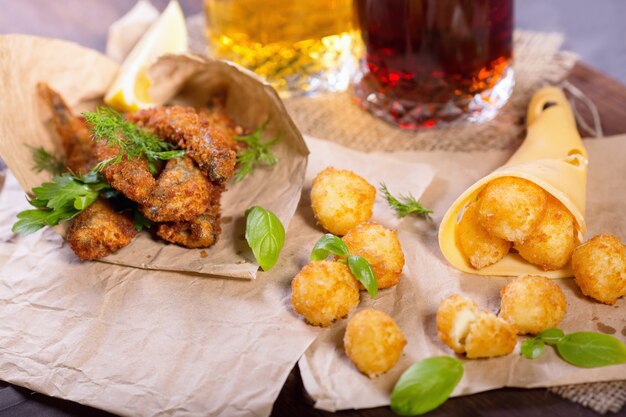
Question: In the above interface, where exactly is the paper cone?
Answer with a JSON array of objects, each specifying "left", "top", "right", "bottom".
[{"left": 439, "top": 87, "right": 588, "bottom": 278}]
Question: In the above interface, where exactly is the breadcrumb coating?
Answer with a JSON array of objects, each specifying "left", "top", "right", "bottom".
[
  {"left": 476, "top": 176, "right": 548, "bottom": 243},
  {"left": 342, "top": 222, "right": 405, "bottom": 289},
  {"left": 499, "top": 275, "right": 567, "bottom": 334},
  {"left": 310, "top": 167, "right": 375, "bottom": 236},
  {"left": 514, "top": 197, "right": 577, "bottom": 270},
  {"left": 344, "top": 309, "right": 406, "bottom": 378},
  {"left": 437, "top": 294, "right": 517, "bottom": 358},
  {"left": 571, "top": 234, "right": 626, "bottom": 305},
  {"left": 464, "top": 312, "right": 517, "bottom": 359},
  {"left": 291, "top": 261, "right": 360, "bottom": 327},
  {"left": 66, "top": 198, "right": 137, "bottom": 260},
  {"left": 457, "top": 202, "right": 511, "bottom": 269}
]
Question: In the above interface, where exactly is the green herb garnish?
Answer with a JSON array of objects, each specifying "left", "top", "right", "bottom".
[
  {"left": 234, "top": 122, "right": 280, "bottom": 183},
  {"left": 390, "top": 356, "right": 464, "bottom": 416},
  {"left": 245, "top": 206, "right": 285, "bottom": 271},
  {"left": 12, "top": 172, "right": 110, "bottom": 235},
  {"left": 310, "top": 233, "right": 377, "bottom": 298},
  {"left": 83, "top": 107, "right": 184, "bottom": 174},
  {"left": 521, "top": 328, "right": 626, "bottom": 368},
  {"left": 380, "top": 183, "right": 432, "bottom": 219},
  {"left": 29, "top": 145, "right": 66, "bottom": 176}
]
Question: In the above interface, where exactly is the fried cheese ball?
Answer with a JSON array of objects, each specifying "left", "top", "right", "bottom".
[
  {"left": 310, "top": 167, "right": 376, "bottom": 236},
  {"left": 344, "top": 309, "right": 407, "bottom": 378},
  {"left": 514, "top": 197, "right": 577, "bottom": 270},
  {"left": 464, "top": 312, "right": 518, "bottom": 359},
  {"left": 499, "top": 275, "right": 567, "bottom": 334},
  {"left": 457, "top": 202, "right": 511, "bottom": 269},
  {"left": 342, "top": 222, "right": 405, "bottom": 289},
  {"left": 571, "top": 234, "right": 626, "bottom": 305},
  {"left": 436, "top": 294, "right": 516, "bottom": 358},
  {"left": 291, "top": 261, "right": 360, "bottom": 327},
  {"left": 476, "top": 177, "right": 548, "bottom": 243}
]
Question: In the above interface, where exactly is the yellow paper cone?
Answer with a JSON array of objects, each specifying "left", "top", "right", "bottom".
[{"left": 438, "top": 87, "right": 587, "bottom": 278}]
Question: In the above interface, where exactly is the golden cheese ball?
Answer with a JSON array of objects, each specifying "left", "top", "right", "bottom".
[
  {"left": 310, "top": 167, "right": 376, "bottom": 236},
  {"left": 499, "top": 275, "right": 567, "bottom": 335},
  {"left": 437, "top": 294, "right": 517, "bottom": 358},
  {"left": 344, "top": 309, "right": 407, "bottom": 378},
  {"left": 291, "top": 261, "right": 360, "bottom": 327},
  {"left": 457, "top": 202, "right": 511, "bottom": 269},
  {"left": 464, "top": 312, "right": 518, "bottom": 359},
  {"left": 436, "top": 294, "right": 479, "bottom": 354},
  {"left": 514, "top": 197, "right": 577, "bottom": 270},
  {"left": 342, "top": 222, "right": 405, "bottom": 289},
  {"left": 571, "top": 234, "right": 626, "bottom": 305},
  {"left": 476, "top": 176, "right": 548, "bottom": 243}
]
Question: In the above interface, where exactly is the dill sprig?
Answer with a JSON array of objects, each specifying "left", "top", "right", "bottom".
[
  {"left": 83, "top": 107, "right": 184, "bottom": 174},
  {"left": 234, "top": 121, "right": 281, "bottom": 183},
  {"left": 29, "top": 145, "right": 66, "bottom": 176},
  {"left": 380, "top": 183, "right": 433, "bottom": 219}
]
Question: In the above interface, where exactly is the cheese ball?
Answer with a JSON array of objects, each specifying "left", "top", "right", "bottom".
[
  {"left": 310, "top": 167, "right": 376, "bottom": 236},
  {"left": 464, "top": 312, "right": 518, "bottom": 359},
  {"left": 571, "top": 234, "right": 626, "bottom": 305},
  {"left": 499, "top": 275, "right": 567, "bottom": 334},
  {"left": 514, "top": 197, "right": 577, "bottom": 270},
  {"left": 342, "top": 222, "right": 405, "bottom": 289},
  {"left": 476, "top": 176, "right": 548, "bottom": 243},
  {"left": 291, "top": 261, "right": 360, "bottom": 327},
  {"left": 457, "top": 202, "right": 511, "bottom": 269},
  {"left": 344, "top": 309, "right": 407, "bottom": 378},
  {"left": 436, "top": 294, "right": 479, "bottom": 354},
  {"left": 436, "top": 294, "right": 516, "bottom": 358}
]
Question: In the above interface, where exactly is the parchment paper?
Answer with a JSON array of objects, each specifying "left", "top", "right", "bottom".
[
  {"left": 0, "top": 34, "right": 309, "bottom": 279},
  {"left": 299, "top": 135, "right": 626, "bottom": 411},
  {"left": 0, "top": 136, "right": 434, "bottom": 417}
]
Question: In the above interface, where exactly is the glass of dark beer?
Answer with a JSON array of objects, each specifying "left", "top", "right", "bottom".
[{"left": 353, "top": 0, "right": 514, "bottom": 129}]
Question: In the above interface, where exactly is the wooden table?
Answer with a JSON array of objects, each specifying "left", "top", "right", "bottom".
[{"left": 1, "top": 1, "right": 625, "bottom": 416}]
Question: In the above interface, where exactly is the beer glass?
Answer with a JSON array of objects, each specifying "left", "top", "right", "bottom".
[
  {"left": 205, "top": 0, "right": 356, "bottom": 97},
  {"left": 353, "top": 0, "right": 514, "bottom": 129}
]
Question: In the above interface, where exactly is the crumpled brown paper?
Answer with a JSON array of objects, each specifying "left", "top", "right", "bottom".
[
  {"left": 0, "top": 34, "right": 308, "bottom": 278},
  {"left": 0, "top": 134, "right": 434, "bottom": 417},
  {"left": 299, "top": 135, "right": 626, "bottom": 411}
]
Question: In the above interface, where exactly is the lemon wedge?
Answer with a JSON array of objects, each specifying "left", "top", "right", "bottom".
[{"left": 105, "top": 0, "right": 188, "bottom": 112}]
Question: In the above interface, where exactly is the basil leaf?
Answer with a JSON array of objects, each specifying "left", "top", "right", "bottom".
[
  {"left": 391, "top": 356, "right": 464, "bottom": 416},
  {"left": 521, "top": 338, "right": 545, "bottom": 359},
  {"left": 347, "top": 255, "right": 377, "bottom": 298},
  {"left": 555, "top": 332, "right": 626, "bottom": 368},
  {"left": 310, "top": 233, "right": 349, "bottom": 261},
  {"left": 245, "top": 206, "right": 285, "bottom": 271},
  {"left": 537, "top": 328, "right": 565, "bottom": 345}
]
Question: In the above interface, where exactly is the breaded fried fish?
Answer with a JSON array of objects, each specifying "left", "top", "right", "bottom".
[
  {"left": 140, "top": 156, "right": 211, "bottom": 223},
  {"left": 37, "top": 83, "right": 97, "bottom": 174},
  {"left": 66, "top": 198, "right": 138, "bottom": 260},
  {"left": 155, "top": 183, "right": 223, "bottom": 248},
  {"left": 128, "top": 106, "right": 237, "bottom": 184},
  {"left": 95, "top": 141, "right": 156, "bottom": 204}
]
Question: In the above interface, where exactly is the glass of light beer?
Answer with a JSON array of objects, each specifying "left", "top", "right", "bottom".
[
  {"left": 353, "top": 0, "right": 514, "bottom": 129},
  {"left": 204, "top": 0, "right": 356, "bottom": 97}
]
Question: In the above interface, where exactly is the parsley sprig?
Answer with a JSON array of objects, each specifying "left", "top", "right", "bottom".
[
  {"left": 12, "top": 171, "right": 110, "bottom": 235},
  {"left": 234, "top": 121, "right": 280, "bottom": 183},
  {"left": 29, "top": 146, "right": 66, "bottom": 176},
  {"left": 83, "top": 107, "right": 184, "bottom": 174},
  {"left": 380, "top": 183, "right": 433, "bottom": 219}
]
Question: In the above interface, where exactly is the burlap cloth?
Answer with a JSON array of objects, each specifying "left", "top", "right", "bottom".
[{"left": 124, "top": 18, "right": 626, "bottom": 415}]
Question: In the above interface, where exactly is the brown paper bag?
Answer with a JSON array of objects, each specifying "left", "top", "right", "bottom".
[{"left": 0, "top": 34, "right": 308, "bottom": 278}]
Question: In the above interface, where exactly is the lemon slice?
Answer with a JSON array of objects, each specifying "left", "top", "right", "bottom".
[{"left": 105, "top": 0, "right": 188, "bottom": 112}]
